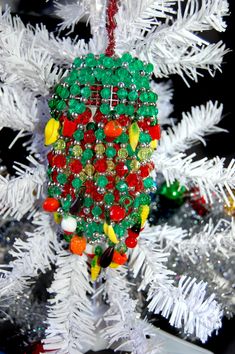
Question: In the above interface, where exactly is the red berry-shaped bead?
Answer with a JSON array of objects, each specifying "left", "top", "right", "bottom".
[
  {"left": 104, "top": 120, "right": 122, "bottom": 138},
  {"left": 125, "top": 237, "right": 138, "bottom": 248},
  {"left": 110, "top": 205, "right": 126, "bottom": 221},
  {"left": 84, "top": 129, "right": 96, "bottom": 144},
  {"left": 53, "top": 154, "right": 66, "bottom": 168},
  {"left": 70, "top": 160, "right": 83, "bottom": 174},
  {"left": 116, "top": 162, "right": 128, "bottom": 177},
  {"left": 94, "top": 158, "right": 107, "bottom": 172},
  {"left": 43, "top": 197, "right": 60, "bottom": 212},
  {"left": 62, "top": 118, "right": 77, "bottom": 137}
]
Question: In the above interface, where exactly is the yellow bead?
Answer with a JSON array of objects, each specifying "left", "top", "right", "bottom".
[
  {"left": 53, "top": 212, "right": 62, "bottom": 224},
  {"left": 224, "top": 196, "right": 235, "bottom": 216},
  {"left": 44, "top": 118, "right": 60, "bottom": 145},
  {"left": 95, "top": 143, "right": 105, "bottom": 155},
  {"left": 150, "top": 139, "right": 158, "bottom": 150},
  {"left": 109, "top": 262, "right": 120, "bottom": 268},
  {"left": 130, "top": 159, "right": 140, "bottom": 171},
  {"left": 85, "top": 164, "right": 95, "bottom": 176},
  {"left": 73, "top": 144, "right": 83, "bottom": 157},
  {"left": 107, "top": 160, "right": 115, "bottom": 171},
  {"left": 79, "top": 171, "right": 87, "bottom": 182},
  {"left": 54, "top": 139, "right": 66, "bottom": 151},
  {"left": 118, "top": 148, "right": 128, "bottom": 159},
  {"left": 138, "top": 147, "right": 153, "bottom": 161}
]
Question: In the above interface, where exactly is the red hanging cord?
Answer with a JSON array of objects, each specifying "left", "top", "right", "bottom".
[{"left": 105, "top": 0, "right": 119, "bottom": 57}]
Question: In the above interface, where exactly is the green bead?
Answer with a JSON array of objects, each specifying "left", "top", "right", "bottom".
[
  {"left": 81, "top": 86, "right": 91, "bottom": 98},
  {"left": 73, "top": 130, "right": 84, "bottom": 141},
  {"left": 68, "top": 99, "right": 77, "bottom": 108},
  {"left": 101, "top": 87, "right": 111, "bottom": 99},
  {"left": 145, "top": 63, "right": 154, "bottom": 73},
  {"left": 126, "top": 105, "right": 135, "bottom": 116},
  {"left": 114, "top": 224, "right": 125, "bottom": 237},
  {"left": 143, "top": 177, "right": 154, "bottom": 189},
  {"left": 139, "top": 193, "right": 151, "bottom": 205},
  {"left": 141, "top": 77, "right": 150, "bottom": 89},
  {"left": 104, "top": 193, "right": 114, "bottom": 205},
  {"left": 139, "top": 92, "right": 149, "bottom": 102},
  {"left": 120, "top": 195, "right": 133, "bottom": 208},
  {"left": 64, "top": 234, "right": 73, "bottom": 242},
  {"left": 97, "top": 175, "right": 108, "bottom": 188},
  {"left": 121, "top": 53, "right": 133, "bottom": 63},
  {"left": 116, "top": 181, "right": 128, "bottom": 192},
  {"left": 58, "top": 86, "right": 70, "bottom": 99},
  {"left": 95, "top": 245, "right": 103, "bottom": 256},
  {"left": 83, "top": 149, "right": 93, "bottom": 160},
  {"left": 118, "top": 133, "right": 129, "bottom": 144},
  {"left": 57, "top": 173, "right": 67, "bottom": 184},
  {"left": 137, "top": 106, "right": 145, "bottom": 116},
  {"left": 100, "top": 104, "right": 111, "bottom": 115},
  {"left": 103, "top": 56, "right": 114, "bottom": 68},
  {"left": 70, "top": 84, "right": 81, "bottom": 96},
  {"left": 72, "top": 177, "right": 82, "bottom": 189},
  {"left": 48, "top": 98, "right": 57, "bottom": 109},
  {"left": 92, "top": 205, "right": 102, "bottom": 217},
  {"left": 159, "top": 181, "right": 186, "bottom": 201},
  {"left": 95, "top": 128, "right": 106, "bottom": 141},
  {"left": 116, "top": 242, "right": 128, "bottom": 253},
  {"left": 117, "top": 67, "right": 129, "bottom": 79},
  {"left": 134, "top": 59, "right": 144, "bottom": 70},
  {"left": 74, "top": 102, "right": 86, "bottom": 114},
  {"left": 116, "top": 103, "right": 126, "bottom": 114},
  {"left": 148, "top": 91, "right": 158, "bottom": 102},
  {"left": 73, "top": 57, "right": 83, "bottom": 68},
  {"left": 106, "top": 146, "right": 116, "bottom": 158},
  {"left": 76, "top": 223, "right": 84, "bottom": 235},
  {"left": 139, "top": 132, "right": 151, "bottom": 143},
  {"left": 62, "top": 198, "right": 71, "bottom": 212},
  {"left": 56, "top": 100, "right": 66, "bottom": 111},
  {"left": 86, "top": 122, "right": 97, "bottom": 130},
  {"left": 117, "top": 89, "right": 128, "bottom": 99},
  {"left": 127, "top": 144, "right": 135, "bottom": 157},
  {"left": 85, "top": 54, "right": 96, "bottom": 67},
  {"left": 128, "top": 91, "right": 138, "bottom": 101},
  {"left": 84, "top": 197, "right": 94, "bottom": 208}
]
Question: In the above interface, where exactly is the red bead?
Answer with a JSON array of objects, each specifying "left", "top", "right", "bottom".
[
  {"left": 62, "top": 118, "right": 77, "bottom": 137},
  {"left": 112, "top": 251, "right": 127, "bottom": 265},
  {"left": 94, "top": 158, "right": 107, "bottom": 172},
  {"left": 47, "top": 151, "right": 54, "bottom": 165},
  {"left": 93, "top": 109, "right": 108, "bottom": 124},
  {"left": 110, "top": 205, "right": 125, "bottom": 221},
  {"left": 116, "top": 162, "right": 128, "bottom": 177},
  {"left": 140, "top": 164, "right": 150, "bottom": 178},
  {"left": 117, "top": 115, "right": 130, "bottom": 127},
  {"left": 43, "top": 197, "right": 60, "bottom": 212},
  {"left": 113, "top": 189, "right": 120, "bottom": 202},
  {"left": 106, "top": 175, "right": 115, "bottom": 189},
  {"left": 104, "top": 120, "right": 122, "bottom": 138},
  {"left": 138, "top": 119, "right": 151, "bottom": 131},
  {"left": 51, "top": 170, "right": 58, "bottom": 183},
  {"left": 93, "top": 190, "right": 104, "bottom": 202},
  {"left": 135, "top": 179, "right": 144, "bottom": 192},
  {"left": 70, "top": 160, "right": 83, "bottom": 173},
  {"left": 126, "top": 173, "right": 138, "bottom": 188},
  {"left": 53, "top": 154, "right": 66, "bottom": 168},
  {"left": 128, "top": 229, "right": 139, "bottom": 238},
  {"left": 125, "top": 237, "right": 138, "bottom": 248},
  {"left": 147, "top": 124, "right": 161, "bottom": 140},
  {"left": 75, "top": 108, "right": 92, "bottom": 125},
  {"left": 84, "top": 129, "right": 96, "bottom": 144},
  {"left": 85, "top": 180, "right": 95, "bottom": 194}
]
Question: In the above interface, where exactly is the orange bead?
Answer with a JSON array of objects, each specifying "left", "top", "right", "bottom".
[
  {"left": 104, "top": 120, "right": 122, "bottom": 138},
  {"left": 70, "top": 236, "right": 86, "bottom": 255},
  {"left": 43, "top": 198, "right": 60, "bottom": 212},
  {"left": 112, "top": 250, "right": 127, "bottom": 265}
]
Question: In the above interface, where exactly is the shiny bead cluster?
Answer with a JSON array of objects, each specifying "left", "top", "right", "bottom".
[{"left": 43, "top": 53, "right": 160, "bottom": 276}]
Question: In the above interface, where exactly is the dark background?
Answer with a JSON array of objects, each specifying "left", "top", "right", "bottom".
[{"left": 0, "top": 1, "right": 234, "bottom": 353}]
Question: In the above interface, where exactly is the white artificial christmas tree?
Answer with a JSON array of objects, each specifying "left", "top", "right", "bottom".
[{"left": 0, "top": 1, "right": 234, "bottom": 353}]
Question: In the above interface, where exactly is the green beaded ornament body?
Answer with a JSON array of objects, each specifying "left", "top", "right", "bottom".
[{"left": 43, "top": 53, "right": 160, "bottom": 279}]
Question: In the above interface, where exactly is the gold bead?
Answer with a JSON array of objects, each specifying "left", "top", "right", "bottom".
[
  {"left": 117, "top": 148, "right": 128, "bottom": 159},
  {"left": 107, "top": 160, "right": 115, "bottom": 171},
  {"left": 85, "top": 164, "right": 95, "bottom": 176},
  {"left": 95, "top": 143, "right": 105, "bottom": 155},
  {"left": 73, "top": 144, "right": 83, "bottom": 157},
  {"left": 79, "top": 171, "right": 87, "bottom": 182},
  {"left": 130, "top": 159, "right": 140, "bottom": 171},
  {"left": 224, "top": 196, "right": 235, "bottom": 216}
]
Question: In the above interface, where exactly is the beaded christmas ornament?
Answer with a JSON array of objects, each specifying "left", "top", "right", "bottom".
[{"left": 43, "top": 53, "right": 159, "bottom": 279}]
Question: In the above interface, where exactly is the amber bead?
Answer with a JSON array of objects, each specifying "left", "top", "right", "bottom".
[
  {"left": 70, "top": 236, "right": 86, "bottom": 255},
  {"left": 104, "top": 121, "right": 123, "bottom": 138}
]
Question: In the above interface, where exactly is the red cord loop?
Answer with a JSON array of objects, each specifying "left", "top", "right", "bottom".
[{"left": 105, "top": 0, "right": 118, "bottom": 57}]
